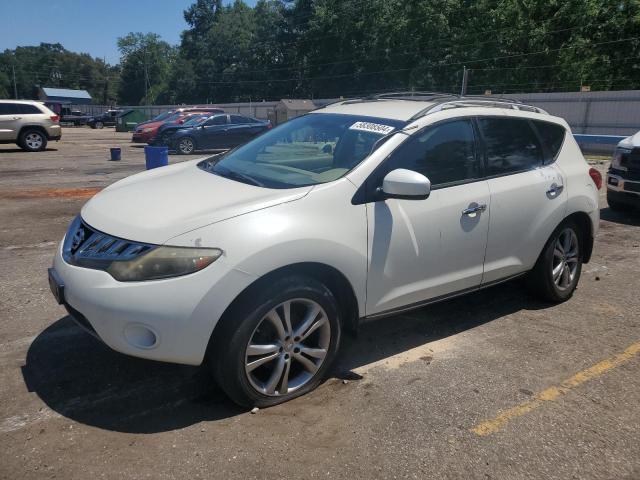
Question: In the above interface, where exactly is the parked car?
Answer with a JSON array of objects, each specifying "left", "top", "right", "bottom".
[
  {"left": 132, "top": 107, "right": 225, "bottom": 144},
  {"left": 87, "top": 110, "right": 122, "bottom": 129},
  {"left": 0, "top": 100, "right": 61, "bottom": 151},
  {"left": 606, "top": 130, "right": 640, "bottom": 211},
  {"left": 60, "top": 107, "right": 91, "bottom": 126},
  {"left": 171, "top": 114, "right": 272, "bottom": 154},
  {"left": 150, "top": 113, "right": 212, "bottom": 146},
  {"left": 49, "top": 94, "right": 601, "bottom": 407}
]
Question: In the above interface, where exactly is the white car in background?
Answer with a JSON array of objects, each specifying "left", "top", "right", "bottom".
[
  {"left": 606, "top": 130, "right": 640, "bottom": 211},
  {"left": 49, "top": 93, "right": 601, "bottom": 407}
]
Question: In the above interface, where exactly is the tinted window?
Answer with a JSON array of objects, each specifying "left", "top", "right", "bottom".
[
  {"left": 533, "top": 120, "right": 565, "bottom": 165},
  {"left": 205, "top": 115, "right": 227, "bottom": 126},
  {"left": 0, "top": 103, "right": 20, "bottom": 115},
  {"left": 16, "top": 104, "right": 42, "bottom": 114},
  {"left": 229, "top": 115, "right": 250, "bottom": 124},
  {"left": 479, "top": 118, "right": 542, "bottom": 175},
  {"left": 381, "top": 119, "right": 480, "bottom": 187}
]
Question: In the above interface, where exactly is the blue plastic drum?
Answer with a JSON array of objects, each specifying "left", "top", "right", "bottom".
[
  {"left": 109, "top": 147, "right": 121, "bottom": 161},
  {"left": 144, "top": 146, "right": 169, "bottom": 170}
]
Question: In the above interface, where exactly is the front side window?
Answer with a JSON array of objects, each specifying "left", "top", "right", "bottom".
[
  {"left": 479, "top": 117, "right": 543, "bottom": 175},
  {"left": 377, "top": 119, "right": 480, "bottom": 188},
  {"left": 205, "top": 115, "right": 227, "bottom": 126},
  {"left": 200, "top": 113, "right": 405, "bottom": 188}
]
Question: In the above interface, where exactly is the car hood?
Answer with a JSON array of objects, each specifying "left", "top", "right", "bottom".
[
  {"left": 136, "top": 120, "right": 163, "bottom": 131},
  {"left": 619, "top": 131, "right": 640, "bottom": 149},
  {"left": 81, "top": 159, "right": 312, "bottom": 244}
]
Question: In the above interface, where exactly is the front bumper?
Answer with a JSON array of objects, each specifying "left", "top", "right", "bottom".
[
  {"left": 131, "top": 131, "right": 154, "bottom": 143},
  {"left": 50, "top": 241, "right": 256, "bottom": 365},
  {"left": 606, "top": 171, "right": 640, "bottom": 207}
]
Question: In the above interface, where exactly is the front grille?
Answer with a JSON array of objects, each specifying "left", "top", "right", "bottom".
[
  {"left": 63, "top": 217, "right": 155, "bottom": 269},
  {"left": 620, "top": 147, "right": 640, "bottom": 173}
]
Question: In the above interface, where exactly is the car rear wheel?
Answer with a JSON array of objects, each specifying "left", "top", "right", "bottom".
[
  {"left": 177, "top": 137, "right": 195, "bottom": 155},
  {"left": 94, "top": 121, "right": 104, "bottom": 129},
  {"left": 19, "top": 129, "right": 47, "bottom": 152},
  {"left": 527, "top": 221, "right": 582, "bottom": 303},
  {"left": 211, "top": 276, "right": 342, "bottom": 407}
]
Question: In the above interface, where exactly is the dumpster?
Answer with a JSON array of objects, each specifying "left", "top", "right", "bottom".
[{"left": 116, "top": 109, "right": 147, "bottom": 132}]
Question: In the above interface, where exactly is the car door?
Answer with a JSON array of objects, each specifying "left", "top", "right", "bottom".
[
  {"left": 226, "top": 115, "right": 255, "bottom": 147},
  {"left": 199, "top": 115, "right": 229, "bottom": 149},
  {"left": 365, "top": 118, "right": 491, "bottom": 316},
  {"left": 0, "top": 103, "right": 22, "bottom": 141},
  {"left": 478, "top": 116, "right": 568, "bottom": 284}
]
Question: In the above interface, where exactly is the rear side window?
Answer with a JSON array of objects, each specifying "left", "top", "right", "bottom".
[
  {"left": 229, "top": 115, "right": 251, "bottom": 124},
  {"left": 479, "top": 117, "right": 543, "bottom": 176},
  {"left": 16, "top": 104, "right": 42, "bottom": 114},
  {"left": 381, "top": 119, "right": 480, "bottom": 187},
  {"left": 533, "top": 120, "right": 566, "bottom": 165}
]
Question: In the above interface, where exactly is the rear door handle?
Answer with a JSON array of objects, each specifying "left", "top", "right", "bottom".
[
  {"left": 462, "top": 203, "right": 487, "bottom": 216},
  {"left": 546, "top": 183, "right": 564, "bottom": 198}
]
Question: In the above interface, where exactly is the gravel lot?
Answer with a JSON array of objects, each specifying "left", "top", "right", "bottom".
[{"left": 1, "top": 128, "right": 639, "bottom": 480}]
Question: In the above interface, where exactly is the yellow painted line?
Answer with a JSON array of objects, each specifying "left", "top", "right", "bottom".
[{"left": 471, "top": 341, "right": 640, "bottom": 436}]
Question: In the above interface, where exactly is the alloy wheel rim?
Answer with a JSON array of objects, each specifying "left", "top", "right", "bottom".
[
  {"left": 552, "top": 228, "right": 579, "bottom": 291},
  {"left": 180, "top": 138, "right": 193, "bottom": 153},
  {"left": 245, "top": 298, "right": 331, "bottom": 396},
  {"left": 25, "top": 133, "right": 43, "bottom": 149}
]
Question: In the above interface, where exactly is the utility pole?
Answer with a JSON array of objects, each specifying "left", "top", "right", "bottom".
[
  {"left": 12, "top": 64, "right": 18, "bottom": 99},
  {"left": 460, "top": 66, "right": 469, "bottom": 96}
]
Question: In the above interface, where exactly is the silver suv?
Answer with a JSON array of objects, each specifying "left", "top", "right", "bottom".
[{"left": 0, "top": 100, "right": 62, "bottom": 151}]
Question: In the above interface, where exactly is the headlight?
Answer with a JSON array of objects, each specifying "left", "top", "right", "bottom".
[
  {"left": 107, "top": 246, "right": 222, "bottom": 282},
  {"left": 611, "top": 147, "right": 631, "bottom": 171},
  {"left": 143, "top": 127, "right": 154, "bottom": 133}
]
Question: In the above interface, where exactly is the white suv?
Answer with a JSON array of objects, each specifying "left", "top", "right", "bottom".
[
  {"left": 0, "top": 100, "right": 61, "bottom": 151},
  {"left": 49, "top": 93, "right": 601, "bottom": 407}
]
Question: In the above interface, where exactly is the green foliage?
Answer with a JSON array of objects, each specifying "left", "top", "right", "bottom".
[
  {"left": 116, "top": 33, "right": 176, "bottom": 105},
  {"left": 2, "top": 1, "right": 639, "bottom": 104},
  {"left": 0, "top": 43, "right": 119, "bottom": 102}
]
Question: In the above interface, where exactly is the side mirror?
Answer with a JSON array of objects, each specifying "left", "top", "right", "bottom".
[{"left": 380, "top": 169, "right": 431, "bottom": 200}]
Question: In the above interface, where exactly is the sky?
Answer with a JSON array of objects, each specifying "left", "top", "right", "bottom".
[{"left": 0, "top": 0, "right": 257, "bottom": 65}]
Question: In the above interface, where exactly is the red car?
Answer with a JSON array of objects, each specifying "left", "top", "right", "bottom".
[{"left": 132, "top": 107, "right": 224, "bottom": 144}]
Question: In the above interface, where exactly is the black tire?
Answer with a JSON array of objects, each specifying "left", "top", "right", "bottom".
[
  {"left": 211, "top": 275, "right": 342, "bottom": 408},
  {"left": 94, "top": 121, "right": 104, "bottom": 129},
  {"left": 527, "top": 220, "right": 583, "bottom": 303},
  {"left": 607, "top": 192, "right": 633, "bottom": 212},
  {"left": 18, "top": 129, "right": 47, "bottom": 152},
  {"left": 176, "top": 136, "right": 195, "bottom": 155}
]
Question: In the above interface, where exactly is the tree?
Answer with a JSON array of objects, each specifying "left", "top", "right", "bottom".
[{"left": 117, "top": 33, "right": 175, "bottom": 105}]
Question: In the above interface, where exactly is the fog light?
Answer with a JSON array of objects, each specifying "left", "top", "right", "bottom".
[{"left": 124, "top": 324, "right": 158, "bottom": 349}]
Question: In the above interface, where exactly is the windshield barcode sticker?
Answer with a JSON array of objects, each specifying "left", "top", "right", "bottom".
[{"left": 349, "top": 122, "right": 396, "bottom": 135}]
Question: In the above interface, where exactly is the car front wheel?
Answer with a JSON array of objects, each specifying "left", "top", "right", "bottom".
[
  {"left": 177, "top": 137, "right": 195, "bottom": 155},
  {"left": 212, "top": 276, "right": 342, "bottom": 407},
  {"left": 527, "top": 221, "right": 582, "bottom": 303},
  {"left": 94, "top": 121, "right": 104, "bottom": 129}
]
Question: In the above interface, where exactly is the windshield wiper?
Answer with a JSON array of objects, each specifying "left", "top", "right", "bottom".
[{"left": 214, "top": 167, "right": 264, "bottom": 187}]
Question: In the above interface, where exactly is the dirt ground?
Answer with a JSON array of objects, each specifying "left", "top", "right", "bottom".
[{"left": 1, "top": 128, "right": 639, "bottom": 480}]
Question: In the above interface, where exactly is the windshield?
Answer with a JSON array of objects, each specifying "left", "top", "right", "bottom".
[
  {"left": 199, "top": 113, "right": 405, "bottom": 188},
  {"left": 151, "top": 111, "right": 174, "bottom": 122}
]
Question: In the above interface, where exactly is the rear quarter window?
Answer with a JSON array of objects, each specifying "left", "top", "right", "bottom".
[{"left": 533, "top": 120, "right": 566, "bottom": 165}]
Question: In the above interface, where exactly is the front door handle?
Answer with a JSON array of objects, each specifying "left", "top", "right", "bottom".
[
  {"left": 462, "top": 203, "right": 487, "bottom": 216},
  {"left": 546, "top": 183, "right": 564, "bottom": 198}
]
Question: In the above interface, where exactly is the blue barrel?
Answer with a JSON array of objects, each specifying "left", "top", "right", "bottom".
[
  {"left": 109, "top": 147, "right": 121, "bottom": 161},
  {"left": 144, "top": 146, "right": 169, "bottom": 170}
]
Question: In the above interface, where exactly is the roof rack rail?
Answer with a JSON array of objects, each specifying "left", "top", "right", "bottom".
[{"left": 409, "top": 96, "right": 547, "bottom": 120}]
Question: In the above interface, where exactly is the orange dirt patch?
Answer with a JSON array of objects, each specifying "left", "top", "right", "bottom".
[{"left": 0, "top": 187, "right": 103, "bottom": 199}]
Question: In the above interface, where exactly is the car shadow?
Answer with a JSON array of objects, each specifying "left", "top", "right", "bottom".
[
  {"left": 600, "top": 207, "right": 640, "bottom": 226},
  {"left": 22, "top": 280, "right": 548, "bottom": 434},
  {"left": 0, "top": 147, "right": 58, "bottom": 153}
]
